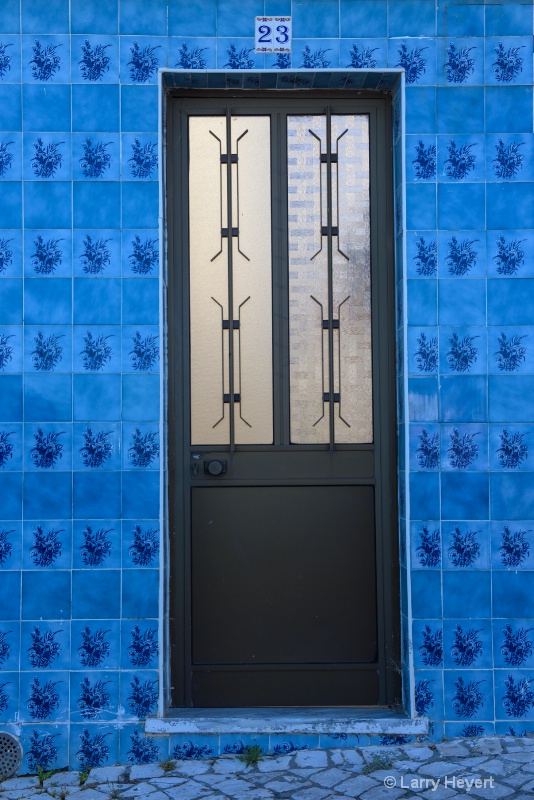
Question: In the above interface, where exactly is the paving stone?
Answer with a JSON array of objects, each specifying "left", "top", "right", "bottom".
[
  {"left": 176, "top": 761, "right": 214, "bottom": 775},
  {"left": 417, "top": 761, "right": 463, "bottom": 778},
  {"left": 401, "top": 746, "right": 435, "bottom": 762},
  {"left": 265, "top": 777, "right": 308, "bottom": 792},
  {"left": 211, "top": 758, "right": 248, "bottom": 774},
  {"left": 256, "top": 755, "right": 291, "bottom": 772},
  {"left": 468, "top": 781, "right": 514, "bottom": 798},
  {"left": 477, "top": 757, "right": 515, "bottom": 776},
  {"left": 44, "top": 771, "right": 82, "bottom": 788},
  {"left": 311, "top": 768, "right": 352, "bottom": 788},
  {"left": 129, "top": 764, "right": 165, "bottom": 780},
  {"left": 336, "top": 774, "right": 379, "bottom": 795},
  {"left": 65, "top": 790, "right": 112, "bottom": 800},
  {"left": 474, "top": 738, "right": 504, "bottom": 755},
  {"left": 225, "top": 789, "right": 274, "bottom": 799},
  {"left": 290, "top": 768, "right": 324, "bottom": 778},
  {"left": 294, "top": 749, "right": 329, "bottom": 769},
  {"left": 291, "top": 787, "right": 331, "bottom": 800},
  {"left": 360, "top": 786, "right": 407, "bottom": 800},
  {"left": 339, "top": 750, "right": 364, "bottom": 766},
  {"left": 165, "top": 782, "right": 214, "bottom": 799},
  {"left": 520, "top": 778, "right": 534, "bottom": 791},
  {"left": 500, "top": 772, "right": 534, "bottom": 789},
  {"left": 87, "top": 766, "right": 128, "bottom": 784},
  {"left": 206, "top": 777, "right": 256, "bottom": 795},
  {"left": 0, "top": 778, "right": 40, "bottom": 790},
  {"left": 435, "top": 743, "right": 470, "bottom": 757},
  {"left": 121, "top": 781, "right": 161, "bottom": 796},
  {"left": 454, "top": 756, "right": 490, "bottom": 766},
  {"left": 503, "top": 752, "right": 534, "bottom": 764},
  {"left": 415, "top": 785, "right": 457, "bottom": 800},
  {"left": 362, "top": 747, "right": 402, "bottom": 763},
  {"left": 151, "top": 776, "right": 189, "bottom": 786}
]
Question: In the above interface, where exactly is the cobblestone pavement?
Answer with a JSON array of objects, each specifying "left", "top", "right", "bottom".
[{"left": 3, "top": 736, "right": 534, "bottom": 800}]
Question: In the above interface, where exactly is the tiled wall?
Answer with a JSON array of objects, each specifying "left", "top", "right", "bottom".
[{"left": 0, "top": 0, "right": 533, "bottom": 771}]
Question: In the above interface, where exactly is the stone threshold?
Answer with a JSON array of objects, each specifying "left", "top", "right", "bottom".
[{"left": 146, "top": 707, "right": 428, "bottom": 737}]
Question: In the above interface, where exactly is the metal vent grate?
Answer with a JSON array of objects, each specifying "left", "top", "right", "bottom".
[{"left": 0, "top": 732, "right": 23, "bottom": 777}]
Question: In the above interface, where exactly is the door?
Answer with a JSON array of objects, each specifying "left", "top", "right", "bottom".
[{"left": 167, "top": 93, "right": 399, "bottom": 708}]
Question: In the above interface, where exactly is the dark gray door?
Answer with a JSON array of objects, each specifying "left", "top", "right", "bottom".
[{"left": 168, "top": 93, "right": 399, "bottom": 707}]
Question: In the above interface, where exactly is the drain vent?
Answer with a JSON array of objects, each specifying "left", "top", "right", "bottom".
[{"left": 0, "top": 732, "right": 23, "bottom": 777}]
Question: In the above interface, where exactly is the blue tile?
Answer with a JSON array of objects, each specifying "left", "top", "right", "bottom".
[
  {"left": 0, "top": 182, "right": 22, "bottom": 228},
  {"left": 486, "top": 4, "right": 532, "bottom": 37},
  {"left": 72, "top": 85, "right": 120, "bottom": 132},
  {"left": 71, "top": 36, "right": 119, "bottom": 84},
  {"left": 0, "top": 622, "right": 20, "bottom": 669},
  {"left": 71, "top": 619, "right": 121, "bottom": 669},
  {"left": 121, "top": 230, "right": 159, "bottom": 276},
  {"left": 269, "top": 734, "right": 319, "bottom": 755},
  {"left": 24, "top": 374, "right": 72, "bottom": 421},
  {"left": 22, "top": 0, "right": 69, "bottom": 33},
  {"left": 121, "top": 86, "right": 158, "bottom": 132},
  {"left": 406, "top": 184, "right": 436, "bottom": 231},
  {"left": 437, "top": 87, "right": 484, "bottom": 134},
  {"left": 413, "top": 621, "right": 443, "bottom": 667},
  {"left": 411, "top": 520, "right": 441, "bottom": 568},
  {"left": 70, "top": 671, "right": 119, "bottom": 721},
  {"left": 73, "top": 326, "right": 121, "bottom": 373},
  {"left": 0, "top": 325, "right": 22, "bottom": 373},
  {"left": 408, "top": 377, "right": 439, "bottom": 422},
  {"left": 21, "top": 620, "right": 70, "bottom": 670},
  {"left": 415, "top": 670, "right": 444, "bottom": 722},
  {"left": 122, "top": 279, "right": 159, "bottom": 325},
  {"left": 74, "top": 423, "right": 121, "bottom": 471},
  {"left": 0, "top": 569, "right": 21, "bottom": 619},
  {"left": 410, "top": 472, "right": 440, "bottom": 520},
  {"left": 443, "top": 571, "right": 491, "bottom": 619},
  {"left": 122, "top": 520, "right": 159, "bottom": 568},
  {"left": 121, "top": 182, "right": 159, "bottom": 228},
  {"left": 119, "top": 36, "right": 167, "bottom": 84},
  {"left": 0, "top": 1, "right": 20, "bottom": 33},
  {"left": 291, "top": 0, "right": 338, "bottom": 38},
  {"left": 70, "top": 723, "right": 119, "bottom": 769},
  {"left": 73, "top": 472, "right": 121, "bottom": 519},
  {"left": 73, "top": 230, "right": 120, "bottom": 277},
  {"left": 0, "top": 278, "right": 22, "bottom": 323},
  {"left": 23, "top": 472, "right": 72, "bottom": 519},
  {"left": 0, "top": 521, "right": 22, "bottom": 570},
  {"left": 495, "top": 670, "right": 534, "bottom": 721},
  {"left": 437, "top": 184, "right": 485, "bottom": 230},
  {"left": 437, "top": 3, "right": 484, "bottom": 37},
  {"left": 120, "top": 723, "right": 166, "bottom": 762},
  {"left": 442, "top": 520, "right": 490, "bottom": 569},
  {"left": 24, "top": 326, "right": 72, "bottom": 373},
  {"left": 120, "top": 0, "right": 167, "bottom": 35},
  {"left": 491, "top": 473, "right": 534, "bottom": 521},
  {"left": 487, "top": 184, "right": 534, "bottom": 231},
  {"left": 488, "top": 230, "right": 534, "bottom": 279},
  {"left": 389, "top": 1, "right": 435, "bottom": 37},
  {"left": 21, "top": 35, "right": 71, "bottom": 83},
  {"left": 439, "top": 327, "right": 487, "bottom": 375},
  {"left": 218, "top": 0, "right": 262, "bottom": 37},
  {"left": 122, "top": 375, "right": 160, "bottom": 421},
  {"left": 0, "top": 474, "right": 22, "bottom": 524},
  {"left": 73, "top": 374, "right": 121, "bottom": 421},
  {"left": 485, "top": 37, "right": 532, "bottom": 87},
  {"left": 24, "top": 182, "right": 72, "bottom": 228},
  {"left": 170, "top": 38, "right": 216, "bottom": 71},
  {"left": 488, "top": 280, "right": 534, "bottom": 327},
  {"left": 24, "top": 422, "right": 72, "bottom": 471},
  {"left": 122, "top": 423, "right": 160, "bottom": 471},
  {"left": 493, "top": 572, "right": 534, "bottom": 618},
  {"left": 388, "top": 38, "right": 436, "bottom": 85},
  {"left": 491, "top": 519, "right": 534, "bottom": 569},
  {"left": 0, "top": 35, "right": 21, "bottom": 83},
  {"left": 122, "top": 134, "right": 158, "bottom": 181},
  {"left": 438, "top": 38, "right": 484, "bottom": 87},
  {"left": 437, "top": 230, "right": 486, "bottom": 279},
  {"left": 441, "top": 472, "right": 489, "bottom": 520},
  {"left": 122, "top": 326, "right": 159, "bottom": 373},
  {"left": 19, "top": 671, "right": 69, "bottom": 722},
  {"left": 23, "top": 85, "right": 71, "bottom": 132},
  {"left": 120, "top": 669, "right": 159, "bottom": 720},
  {"left": 220, "top": 733, "right": 270, "bottom": 755},
  {"left": 72, "top": 570, "right": 120, "bottom": 618},
  {"left": 486, "top": 134, "right": 534, "bottom": 183},
  {"left": 0, "top": 133, "right": 22, "bottom": 181},
  {"left": 217, "top": 38, "right": 264, "bottom": 70},
  {"left": 411, "top": 571, "right": 441, "bottom": 619},
  {"left": 0, "top": 86, "right": 21, "bottom": 130},
  {"left": 121, "top": 619, "right": 159, "bottom": 668},
  {"left": 72, "top": 520, "right": 121, "bottom": 569},
  {"left": 73, "top": 182, "right": 120, "bottom": 229},
  {"left": 0, "top": 422, "right": 21, "bottom": 470},
  {"left": 438, "top": 280, "right": 486, "bottom": 327},
  {"left": 24, "top": 278, "right": 71, "bottom": 324},
  {"left": 485, "top": 87, "right": 533, "bottom": 133},
  {"left": 339, "top": 0, "right": 386, "bottom": 37},
  {"left": 440, "top": 376, "right": 487, "bottom": 423},
  {"left": 169, "top": 0, "right": 216, "bottom": 36},
  {"left": 0, "top": 229, "right": 22, "bottom": 277},
  {"left": 72, "top": 0, "right": 118, "bottom": 34},
  {"left": 407, "top": 280, "right": 437, "bottom": 326},
  {"left": 23, "top": 133, "right": 71, "bottom": 181},
  {"left": 122, "top": 472, "right": 159, "bottom": 519},
  {"left": 408, "top": 327, "right": 438, "bottom": 376},
  {"left": 122, "top": 569, "right": 159, "bottom": 618},
  {"left": 493, "top": 619, "right": 534, "bottom": 669},
  {"left": 24, "top": 229, "right": 72, "bottom": 277},
  {"left": 72, "top": 134, "right": 120, "bottom": 181},
  {"left": 22, "top": 571, "right": 71, "bottom": 619},
  {"left": 444, "top": 669, "right": 493, "bottom": 721},
  {"left": 74, "top": 278, "right": 120, "bottom": 325},
  {"left": 437, "top": 134, "right": 485, "bottom": 183},
  {"left": 407, "top": 134, "right": 437, "bottom": 183},
  {"left": 489, "top": 326, "right": 533, "bottom": 375}
]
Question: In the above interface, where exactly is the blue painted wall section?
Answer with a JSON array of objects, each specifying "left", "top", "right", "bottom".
[{"left": 0, "top": 0, "right": 533, "bottom": 767}]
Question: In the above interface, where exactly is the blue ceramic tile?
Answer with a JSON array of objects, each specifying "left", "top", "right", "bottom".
[
  {"left": 0, "top": 87, "right": 21, "bottom": 132},
  {"left": 220, "top": 733, "right": 270, "bottom": 755},
  {"left": 388, "top": 38, "right": 436, "bottom": 85},
  {"left": 485, "top": 87, "right": 533, "bottom": 133},
  {"left": 292, "top": 0, "right": 338, "bottom": 38},
  {"left": 70, "top": 671, "right": 119, "bottom": 722},
  {"left": 121, "top": 85, "right": 159, "bottom": 132},
  {"left": 487, "top": 184, "right": 534, "bottom": 231},
  {"left": 405, "top": 87, "right": 436, "bottom": 135},
  {"left": 491, "top": 473, "right": 534, "bottom": 522},
  {"left": 169, "top": 0, "right": 216, "bottom": 37},
  {"left": 444, "top": 669, "right": 493, "bottom": 722},
  {"left": 493, "top": 619, "right": 534, "bottom": 669},
  {"left": 438, "top": 184, "right": 485, "bottom": 231},
  {"left": 413, "top": 621, "right": 443, "bottom": 668},
  {"left": 122, "top": 569, "right": 159, "bottom": 618},
  {"left": 24, "top": 422, "right": 72, "bottom": 471},
  {"left": 216, "top": 38, "right": 264, "bottom": 70},
  {"left": 406, "top": 184, "right": 436, "bottom": 231},
  {"left": 440, "top": 327, "right": 486, "bottom": 376},
  {"left": 24, "top": 278, "right": 71, "bottom": 324},
  {"left": 0, "top": 1, "right": 20, "bottom": 34},
  {"left": 486, "top": 134, "right": 534, "bottom": 183},
  {"left": 440, "top": 376, "right": 487, "bottom": 423},
  {"left": 443, "top": 571, "right": 491, "bottom": 619},
  {"left": 437, "top": 87, "right": 484, "bottom": 134},
  {"left": 74, "top": 423, "right": 121, "bottom": 471},
  {"left": 24, "top": 374, "right": 72, "bottom": 421},
  {"left": 0, "top": 325, "right": 22, "bottom": 373},
  {"left": 408, "top": 377, "right": 439, "bottom": 422},
  {"left": 23, "top": 472, "right": 72, "bottom": 519},
  {"left": 122, "top": 473, "right": 159, "bottom": 519},
  {"left": 488, "top": 280, "right": 534, "bottom": 327},
  {"left": 486, "top": 4, "right": 532, "bottom": 37},
  {"left": 122, "top": 134, "right": 158, "bottom": 181},
  {"left": 441, "top": 473, "right": 489, "bottom": 520},
  {"left": 69, "top": 722, "right": 119, "bottom": 770},
  {"left": 411, "top": 571, "right": 441, "bottom": 619},
  {"left": 491, "top": 519, "right": 534, "bottom": 569},
  {"left": 121, "top": 182, "right": 159, "bottom": 228},
  {"left": 484, "top": 37, "right": 532, "bottom": 87},
  {"left": 437, "top": 134, "right": 485, "bottom": 183},
  {"left": 0, "top": 133, "right": 22, "bottom": 181},
  {"left": 120, "top": 0, "right": 167, "bottom": 36},
  {"left": 73, "top": 182, "right": 120, "bottom": 229},
  {"left": 407, "top": 135, "right": 437, "bottom": 183},
  {"left": 22, "top": 0, "right": 69, "bottom": 34},
  {"left": 72, "top": 134, "right": 120, "bottom": 181},
  {"left": 71, "top": 619, "right": 121, "bottom": 670},
  {"left": 21, "top": 35, "right": 71, "bottom": 83},
  {"left": 441, "top": 424, "right": 488, "bottom": 472},
  {"left": 72, "top": 85, "right": 120, "bottom": 132},
  {"left": 489, "top": 374, "right": 534, "bottom": 423},
  {"left": 73, "top": 230, "right": 120, "bottom": 277},
  {"left": 0, "top": 422, "right": 21, "bottom": 470},
  {"left": 0, "top": 36, "right": 21, "bottom": 83},
  {"left": 389, "top": 1, "right": 435, "bottom": 37},
  {"left": 490, "top": 425, "right": 533, "bottom": 472},
  {"left": 493, "top": 572, "right": 534, "bottom": 618},
  {"left": 408, "top": 327, "right": 439, "bottom": 376},
  {"left": 24, "top": 326, "right": 72, "bottom": 373},
  {"left": 269, "top": 734, "right": 320, "bottom": 754},
  {"left": 339, "top": 0, "right": 386, "bottom": 37},
  {"left": 72, "top": 570, "right": 120, "bottom": 618},
  {"left": 73, "top": 374, "right": 121, "bottom": 421},
  {"left": 73, "top": 472, "right": 121, "bottom": 519},
  {"left": 0, "top": 569, "right": 21, "bottom": 619},
  {"left": 74, "top": 279, "right": 121, "bottom": 325},
  {"left": 437, "top": 2, "right": 483, "bottom": 37},
  {"left": 122, "top": 374, "right": 160, "bottom": 421},
  {"left": 293, "top": 39, "right": 340, "bottom": 69},
  {"left": 438, "top": 38, "right": 484, "bottom": 87},
  {"left": 122, "top": 520, "right": 159, "bottom": 568},
  {"left": 488, "top": 231, "right": 534, "bottom": 279},
  {"left": 120, "top": 723, "right": 167, "bottom": 762},
  {"left": 446, "top": 721, "right": 494, "bottom": 738},
  {"left": 71, "top": 36, "right": 119, "bottom": 84},
  {"left": 119, "top": 36, "right": 167, "bottom": 84},
  {"left": 0, "top": 279, "right": 22, "bottom": 323},
  {"left": 442, "top": 520, "right": 490, "bottom": 570},
  {"left": 21, "top": 620, "right": 70, "bottom": 670},
  {"left": 73, "top": 326, "right": 121, "bottom": 373},
  {"left": 437, "top": 231, "right": 486, "bottom": 279},
  {"left": 19, "top": 671, "right": 67, "bottom": 722},
  {"left": 72, "top": 0, "right": 118, "bottom": 34},
  {"left": 0, "top": 182, "right": 21, "bottom": 228},
  {"left": 438, "top": 278, "right": 486, "bottom": 326},
  {"left": 415, "top": 670, "right": 444, "bottom": 720},
  {"left": 169, "top": 731, "right": 218, "bottom": 759},
  {"left": 0, "top": 522, "right": 22, "bottom": 570},
  {"left": 24, "top": 230, "right": 72, "bottom": 278},
  {"left": 121, "top": 230, "right": 159, "bottom": 276},
  {"left": 23, "top": 133, "right": 71, "bottom": 180},
  {"left": 122, "top": 280, "right": 159, "bottom": 326},
  {"left": 0, "top": 622, "right": 20, "bottom": 670},
  {"left": 410, "top": 472, "right": 440, "bottom": 520},
  {"left": 122, "top": 422, "right": 160, "bottom": 471},
  {"left": 170, "top": 38, "right": 214, "bottom": 71},
  {"left": 495, "top": 670, "right": 534, "bottom": 721},
  {"left": 489, "top": 326, "right": 533, "bottom": 376},
  {"left": 22, "top": 571, "right": 71, "bottom": 619},
  {"left": 24, "top": 182, "right": 72, "bottom": 228},
  {"left": 121, "top": 619, "right": 159, "bottom": 669},
  {"left": 0, "top": 229, "right": 22, "bottom": 277},
  {"left": 407, "top": 280, "right": 437, "bottom": 326},
  {"left": 410, "top": 520, "right": 442, "bottom": 568},
  {"left": 72, "top": 520, "right": 121, "bottom": 569},
  {"left": 22, "top": 86, "right": 70, "bottom": 133}
]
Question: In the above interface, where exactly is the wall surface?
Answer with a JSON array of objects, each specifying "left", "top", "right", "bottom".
[{"left": 0, "top": 0, "right": 533, "bottom": 771}]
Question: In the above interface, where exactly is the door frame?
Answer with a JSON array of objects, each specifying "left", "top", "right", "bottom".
[{"left": 165, "top": 89, "right": 400, "bottom": 709}]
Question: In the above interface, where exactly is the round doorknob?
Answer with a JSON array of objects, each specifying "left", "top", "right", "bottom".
[{"left": 205, "top": 459, "right": 226, "bottom": 476}]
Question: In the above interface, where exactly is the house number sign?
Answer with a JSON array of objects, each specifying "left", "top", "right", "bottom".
[{"left": 254, "top": 16, "right": 292, "bottom": 53}]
